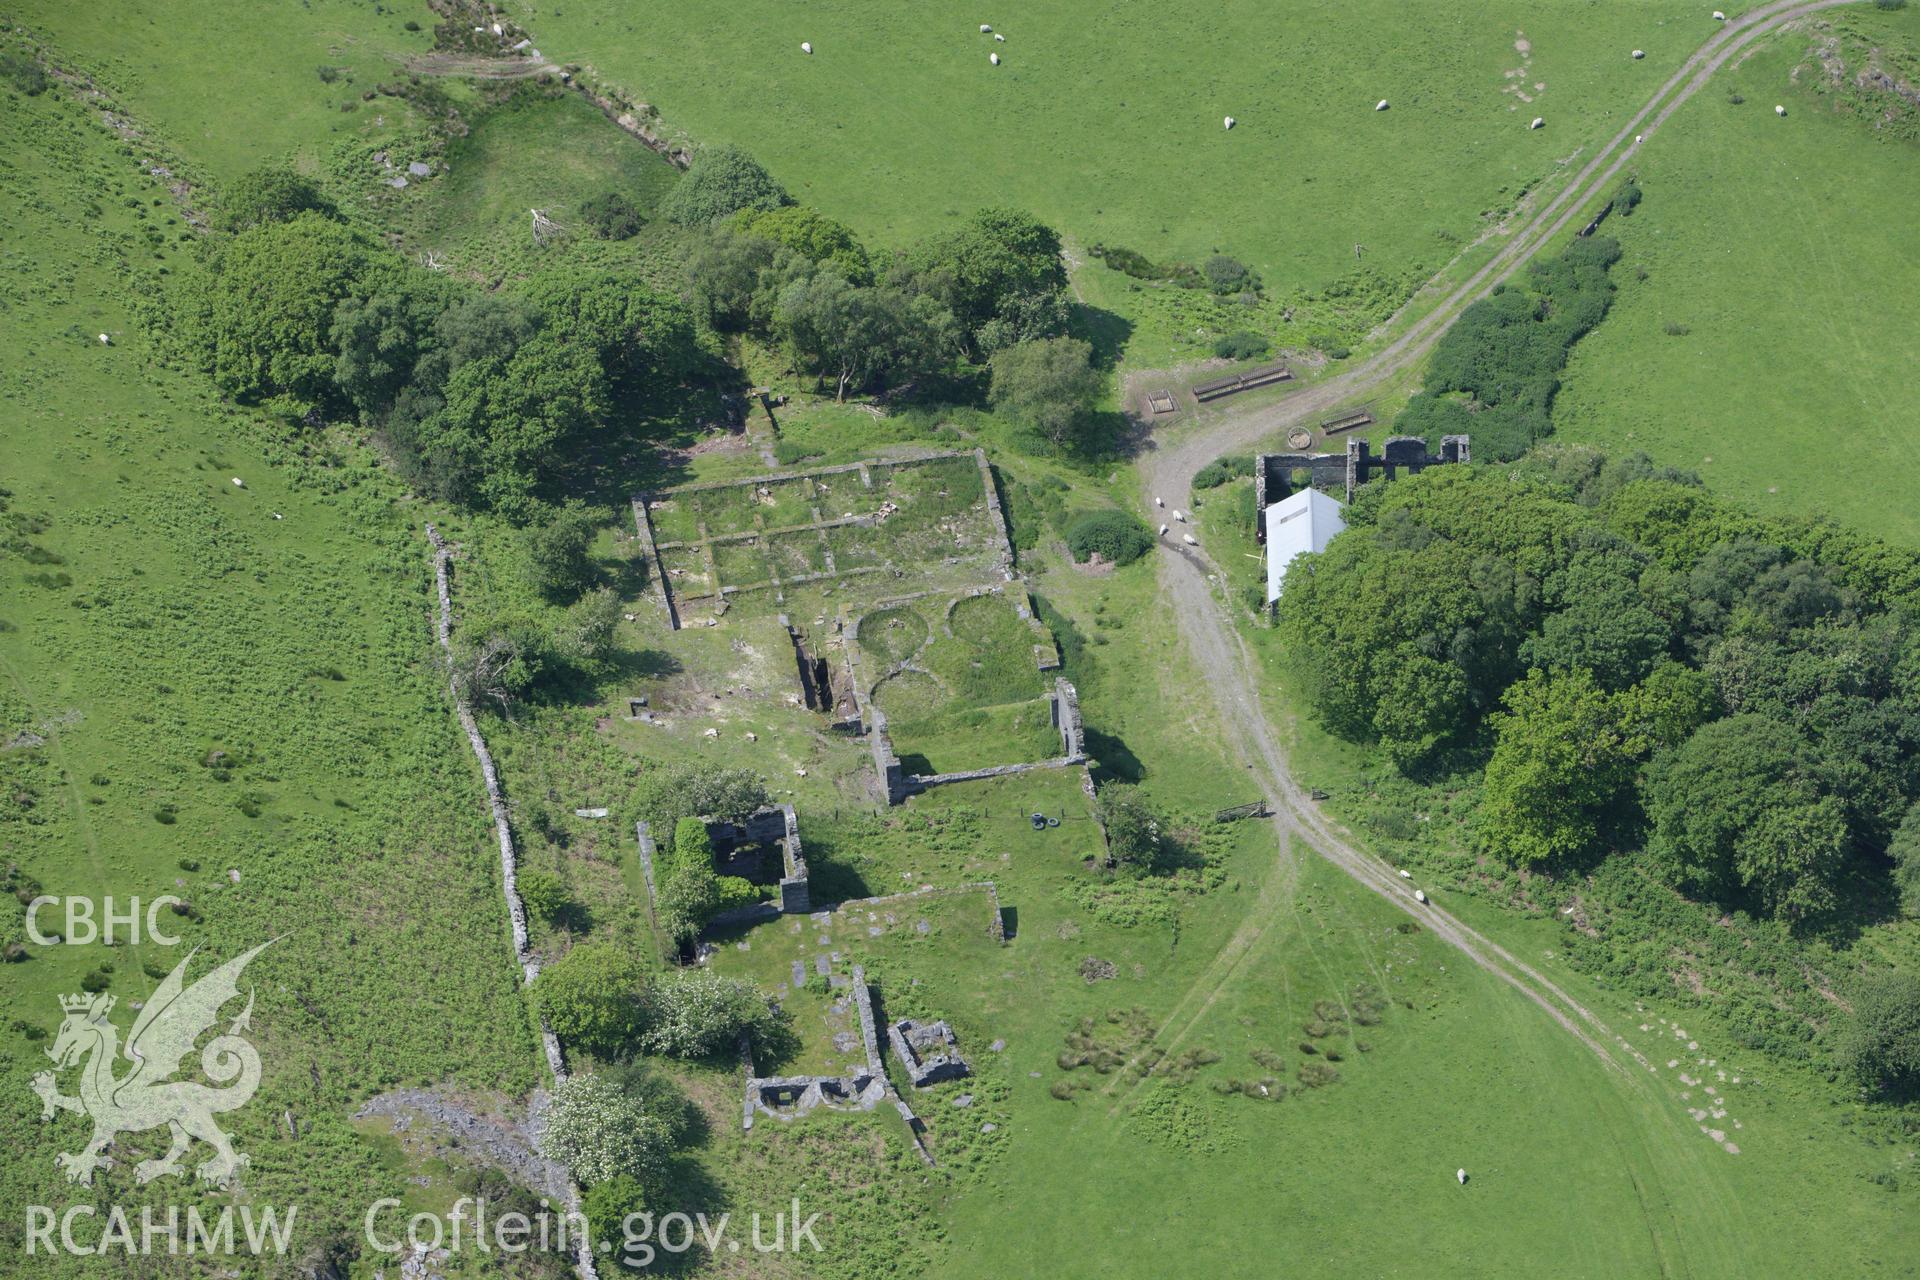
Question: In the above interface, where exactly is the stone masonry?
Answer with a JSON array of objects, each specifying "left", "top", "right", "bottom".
[{"left": 1253, "top": 434, "right": 1470, "bottom": 539}]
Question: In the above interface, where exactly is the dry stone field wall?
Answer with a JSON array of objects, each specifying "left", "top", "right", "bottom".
[{"left": 426, "top": 525, "right": 600, "bottom": 1280}]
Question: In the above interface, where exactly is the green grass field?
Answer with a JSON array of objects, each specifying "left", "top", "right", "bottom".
[
  {"left": 1554, "top": 8, "right": 1920, "bottom": 546},
  {"left": 11, "top": 0, "right": 440, "bottom": 179},
  {"left": 0, "top": 68, "right": 537, "bottom": 1268},
  {"left": 509, "top": 0, "right": 1707, "bottom": 294}
]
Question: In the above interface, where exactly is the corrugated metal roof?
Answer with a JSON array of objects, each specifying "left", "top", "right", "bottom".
[{"left": 1265, "top": 489, "right": 1346, "bottom": 602}]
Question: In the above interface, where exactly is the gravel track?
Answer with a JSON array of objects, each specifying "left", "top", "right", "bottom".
[{"left": 1124, "top": 0, "right": 1857, "bottom": 1086}]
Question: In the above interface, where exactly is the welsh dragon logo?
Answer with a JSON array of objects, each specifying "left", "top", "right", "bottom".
[{"left": 31, "top": 942, "right": 272, "bottom": 1187}]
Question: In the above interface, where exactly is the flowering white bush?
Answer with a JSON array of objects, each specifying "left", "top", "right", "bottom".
[
  {"left": 542, "top": 1073, "right": 674, "bottom": 1186},
  {"left": 640, "top": 968, "right": 776, "bottom": 1058}
]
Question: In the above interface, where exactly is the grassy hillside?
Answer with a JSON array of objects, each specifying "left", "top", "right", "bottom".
[
  {"left": 503, "top": 0, "right": 1714, "bottom": 294},
  {"left": 1554, "top": 9, "right": 1920, "bottom": 545},
  {"left": 8, "top": 0, "right": 438, "bottom": 180},
  {"left": 0, "top": 58, "right": 536, "bottom": 1266}
]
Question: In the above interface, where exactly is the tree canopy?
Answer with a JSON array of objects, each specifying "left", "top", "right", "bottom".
[
  {"left": 219, "top": 166, "right": 337, "bottom": 233},
  {"left": 989, "top": 336, "right": 1104, "bottom": 447},
  {"left": 898, "top": 207, "right": 1070, "bottom": 352},
  {"left": 531, "top": 943, "right": 649, "bottom": 1059},
  {"left": 659, "top": 144, "right": 791, "bottom": 226},
  {"left": 1277, "top": 447, "right": 1920, "bottom": 925},
  {"left": 1839, "top": 971, "right": 1920, "bottom": 1097},
  {"left": 193, "top": 212, "right": 387, "bottom": 410},
  {"left": 734, "top": 205, "right": 871, "bottom": 283},
  {"left": 543, "top": 1072, "right": 679, "bottom": 1186}
]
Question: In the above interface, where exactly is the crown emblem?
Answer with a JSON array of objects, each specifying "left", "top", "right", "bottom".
[{"left": 60, "top": 993, "right": 111, "bottom": 1015}]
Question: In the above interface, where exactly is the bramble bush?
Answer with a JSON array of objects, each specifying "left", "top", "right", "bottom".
[
  {"left": 578, "top": 190, "right": 643, "bottom": 241},
  {"left": 1066, "top": 510, "right": 1154, "bottom": 567},
  {"left": 1210, "top": 331, "right": 1269, "bottom": 361},
  {"left": 1193, "top": 454, "right": 1254, "bottom": 489}
]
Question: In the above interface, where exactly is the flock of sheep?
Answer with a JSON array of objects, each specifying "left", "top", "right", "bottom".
[
  {"left": 800, "top": 21, "right": 1005, "bottom": 64},
  {"left": 796, "top": 10, "right": 1791, "bottom": 130}
]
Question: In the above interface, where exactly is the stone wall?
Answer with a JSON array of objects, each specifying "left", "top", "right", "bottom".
[
  {"left": 426, "top": 525, "right": 597, "bottom": 1280},
  {"left": 633, "top": 821, "right": 661, "bottom": 932},
  {"left": 850, "top": 965, "right": 887, "bottom": 1080},
  {"left": 1253, "top": 433, "right": 1469, "bottom": 539},
  {"left": 657, "top": 805, "right": 812, "bottom": 923},
  {"left": 868, "top": 706, "right": 909, "bottom": 805},
  {"left": 886, "top": 1017, "right": 971, "bottom": 1088},
  {"left": 973, "top": 447, "right": 1017, "bottom": 580}
]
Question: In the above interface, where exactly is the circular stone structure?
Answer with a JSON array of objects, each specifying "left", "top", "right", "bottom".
[{"left": 857, "top": 606, "right": 931, "bottom": 663}]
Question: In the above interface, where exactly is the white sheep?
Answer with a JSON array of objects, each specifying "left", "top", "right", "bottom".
[
  {"left": 1712, "top": 10, "right": 1726, "bottom": 20},
  {"left": 1375, "top": 99, "right": 1389, "bottom": 111},
  {"left": 231, "top": 477, "right": 245, "bottom": 488},
  {"left": 1457, "top": 1168, "right": 1468, "bottom": 1185},
  {"left": 1398, "top": 869, "right": 1412, "bottom": 879},
  {"left": 97, "top": 333, "right": 111, "bottom": 346},
  {"left": 1223, "top": 116, "right": 1236, "bottom": 130},
  {"left": 1182, "top": 533, "right": 1198, "bottom": 546},
  {"left": 1530, "top": 117, "right": 1545, "bottom": 130},
  {"left": 1172, "top": 509, "right": 1186, "bottom": 522},
  {"left": 980, "top": 23, "right": 992, "bottom": 32},
  {"left": 990, "top": 52, "right": 1000, "bottom": 65},
  {"left": 1775, "top": 104, "right": 1786, "bottom": 116},
  {"left": 994, "top": 33, "right": 1005, "bottom": 42},
  {"left": 1415, "top": 889, "right": 1429, "bottom": 904},
  {"left": 801, "top": 41, "right": 812, "bottom": 53},
  {"left": 1155, "top": 496, "right": 1165, "bottom": 507},
  {"left": 1159, "top": 523, "right": 1170, "bottom": 536},
  {"left": 1632, "top": 49, "right": 1645, "bottom": 59}
]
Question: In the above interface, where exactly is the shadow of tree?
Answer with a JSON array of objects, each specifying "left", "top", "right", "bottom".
[
  {"left": 1086, "top": 728, "right": 1144, "bottom": 785},
  {"left": 1069, "top": 302, "right": 1133, "bottom": 370}
]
